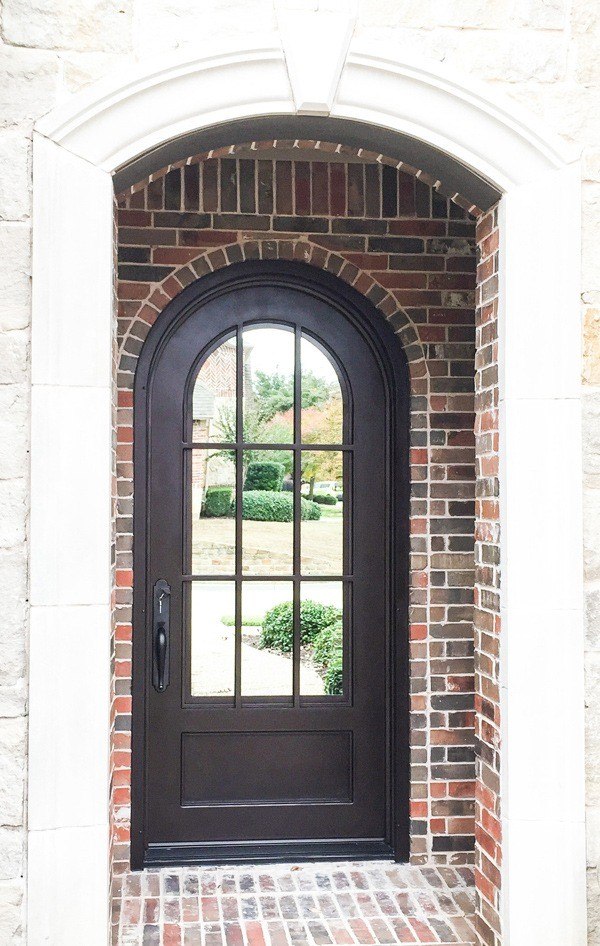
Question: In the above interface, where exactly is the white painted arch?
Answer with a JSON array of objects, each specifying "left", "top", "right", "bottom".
[{"left": 30, "top": 20, "right": 585, "bottom": 946}]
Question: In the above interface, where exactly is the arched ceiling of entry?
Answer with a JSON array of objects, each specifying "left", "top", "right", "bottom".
[{"left": 113, "top": 115, "right": 501, "bottom": 213}]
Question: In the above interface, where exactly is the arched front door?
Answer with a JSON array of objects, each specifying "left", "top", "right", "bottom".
[{"left": 131, "top": 261, "right": 409, "bottom": 868}]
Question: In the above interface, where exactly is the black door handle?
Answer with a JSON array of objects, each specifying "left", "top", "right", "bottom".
[
  {"left": 152, "top": 579, "right": 170, "bottom": 692},
  {"left": 155, "top": 625, "right": 167, "bottom": 691}
]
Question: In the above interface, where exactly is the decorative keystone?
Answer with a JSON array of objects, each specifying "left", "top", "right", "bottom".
[{"left": 276, "top": 1, "right": 356, "bottom": 115}]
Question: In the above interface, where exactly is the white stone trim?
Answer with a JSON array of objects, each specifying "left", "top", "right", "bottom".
[
  {"left": 30, "top": 27, "right": 585, "bottom": 946},
  {"left": 35, "top": 40, "right": 294, "bottom": 172},
  {"left": 30, "top": 133, "right": 113, "bottom": 944},
  {"left": 498, "top": 165, "right": 586, "bottom": 943}
]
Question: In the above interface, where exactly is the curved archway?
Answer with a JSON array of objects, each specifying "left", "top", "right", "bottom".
[
  {"left": 30, "top": 29, "right": 584, "bottom": 946},
  {"left": 117, "top": 239, "right": 427, "bottom": 383}
]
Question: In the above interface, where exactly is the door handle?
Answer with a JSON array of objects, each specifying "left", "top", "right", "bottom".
[
  {"left": 152, "top": 579, "right": 170, "bottom": 692},
  {"left": 155, "top": 625, "right": 167, "bottom": 691}
]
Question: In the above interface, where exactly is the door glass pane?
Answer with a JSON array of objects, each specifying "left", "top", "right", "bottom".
[
  {"left": 241, "top": 581, "right": 293, "bottom": 697},
  {"left": 300, "top": 582, "right": 344, "bottom": 696},
  {"left": 190, "top": 581, "right": 235, "bottom": 697},
  {"left": 191, "top": 450, "right": 235, "bottom": 574},
  {"left": 242, "top": 449, "right": 293, "bottom": 575},
  {"left": 300, "top": 451, "right": 343, "bottom": 576},
  {"left": 243, "top": 326, "right": 294, "bottom": 443},
  {"left": 191, "top": 335, "right": 237, "bottom": 442},
  {"left": 301, "top": 335, "right": 343, "bottom": 444}
]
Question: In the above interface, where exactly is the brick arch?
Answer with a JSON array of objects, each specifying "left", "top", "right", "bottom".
[
  {"left": 118, "top": 238, "right": 428, "bottom": 388},
  {"left": 122, "top": 138, "right": 483, "bottom": 218}
]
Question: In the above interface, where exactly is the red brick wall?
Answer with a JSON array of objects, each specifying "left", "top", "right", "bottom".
[
  {"left": 473, "top": 206, "right": 501, "bottom": 946},
  {"left": 112, "top": 147, "right": 480, "bottom": 879}
]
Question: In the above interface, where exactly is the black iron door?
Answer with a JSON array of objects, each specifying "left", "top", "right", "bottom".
[{"left": 132, "top": 262, "right": 409, "bottom": 868}]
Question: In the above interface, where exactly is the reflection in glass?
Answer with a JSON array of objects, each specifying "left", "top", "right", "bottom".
[
  {"left": 300, "top": 451, "right": 343, "bottom": 576},
  {"left": 301, "top": 335, "right": 343, "bottom": 444},
  {"left": 241, "top": 581, "right": 293, "bottom": 697},
  {"left": 242, "top": 450, "right": 293, "bottom": 576},
  {"left": 243, "top": 326, "right": 294, "bottom": 443},
  {"left": 300, "top": 582, "right": 344, "bottom": 696},
  {"left": 191, "top": 450, "right": 235, "bottom": 575},
  {"left": 192, "top": 336, "right": 237, "bottom": 442},
  {"left": 190, "top": 581, "right": 235, "bottom": 697}
]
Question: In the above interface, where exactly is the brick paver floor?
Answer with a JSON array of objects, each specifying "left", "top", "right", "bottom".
[{"left": 112, "top": 862, "right": 477, "bottom": 946}]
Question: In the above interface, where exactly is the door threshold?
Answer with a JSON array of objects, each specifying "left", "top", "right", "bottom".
[{"left": 143, "top": 839, "right": 395, "bottom": 868}]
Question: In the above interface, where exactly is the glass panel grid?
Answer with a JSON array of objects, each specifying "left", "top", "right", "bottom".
[{"left": 187, "top": 322, "right": 350, "bottom": 702}]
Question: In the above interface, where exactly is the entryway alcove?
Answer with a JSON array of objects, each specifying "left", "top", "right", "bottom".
[{"left": 29, "top": 26, "right": 584, "bottom": 946}]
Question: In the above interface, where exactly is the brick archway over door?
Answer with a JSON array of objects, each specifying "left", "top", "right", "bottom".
[{"left": 112, "top": 147, "right": 501, "bottom": 945}]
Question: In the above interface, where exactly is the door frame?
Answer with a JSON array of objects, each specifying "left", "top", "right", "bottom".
[{"left": 130, "top": 260, "right": 411, "bottom": 869}]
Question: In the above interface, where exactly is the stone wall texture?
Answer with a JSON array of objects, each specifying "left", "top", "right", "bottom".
[{"left": 0, "top": 0, "right": 599, "bottom": 943}]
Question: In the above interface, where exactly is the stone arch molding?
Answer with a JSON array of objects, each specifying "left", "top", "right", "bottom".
[
  {"left": 30, "top": 19, "right": 585, "bottom": 946},
  {"left": 36, "top": 31, "right": 575, "bottom": 186}
]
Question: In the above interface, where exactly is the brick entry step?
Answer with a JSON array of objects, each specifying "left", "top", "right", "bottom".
[{"left": 112, "top": 863, "right": 477, "bottom": 946}]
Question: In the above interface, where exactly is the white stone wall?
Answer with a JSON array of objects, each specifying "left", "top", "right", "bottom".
[{"left": 0, "top": 0, "right": 599, "bottom": 942}]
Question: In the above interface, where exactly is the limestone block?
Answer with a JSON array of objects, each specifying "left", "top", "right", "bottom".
[
  {"left": 575, "top": 26, "right": 600, "bottom": 86},
  {"left": 570, "top": 0, "right": 600, "bottom": 32},
  {"left": 278, "top": 0, "right": 353, "bottom": 8},
  {"left": 356, "top": 26, "right": 567, "bottom": 83},
  {"left": 570, "top": 0, "right": 600, "bottom": 87},
  {"left": 0, "top": 548, "right": 27, "bottom": 686},
  {"left": 478, "top": 77, "right": 600, "bottom": 151},
  {"left": 442, "top": 29, "right": 567, "bottom": 83},
  {"left": 511, "top": 0, "right": 566, "bottom": 29},
  {"left": 350, "top": 24, "right": 448, "bottom": 62},
  {"left": 583, "top": 307, "right": 600, "bottom": 388},
  {"left": 2, "top": 0, "right": 134, "bottom": 53},
  {"left": 0, "top": 46, "right": 59, "bottom": 129},
  {"left": 588, "top": 805, "right": 600, "bottom": 867},
  {"left": 0, "top": 480, "right": 27, "bottom": 551},
  {"left": 0, "top": 225, "right": 30, "bottom": 333},
  {"left": 0, "top": 882, "right": 22, "bottom": 946},
  {"left": 587, "top": 583, "right": 600, "bottom": 650},
  {"left": 0, "top": 719, "right": 25, "bottom": 828},
  {"left": 57, "top": 51, "right": 126, "bottom": 97},
  {"left": 586, "top": 651, "right": 600, "bottom": 805},
  {"left": 0, "top": 130, "right": 30, "bottom": 222},
  {"left": 583, "top": 390, "right": 600, "bottom": 473},
  {"left": 0, "top": 386, "right": 28, "bottom": 482},
  {"left": 133, "top": 0, "right": 276, "bottom": 55},
  {"left": 358, "top": 0, "right": 565, "bottom": 30},
  {"left": 589, "top": 868, "right": 600, "bottom": 946},
  {"left": 0, "top": 620, "right": 26, "bottom": 689},
  {"left": 358, "top": 0, "right": 509, "bottom": 29},
  {"left": 0, "top": 829, "right": 23, "bottom": 882},
  {"left": 583, "top": 184, "right": 600, "bottom": 290},
  {"left": 584, "top": 149, "right": 600, "bottom": 184},
  {"left": 0, "top": 684, "right": 26, "bottom": 720},
  {"left": 584, "top": 485, "right": 600, "bottom": 582},
  {"left": 0, "top": 331, "right": 28, "bottom": 385}
]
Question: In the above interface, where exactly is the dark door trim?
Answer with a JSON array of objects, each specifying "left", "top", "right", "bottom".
[{"left": 130, "top": 260, "right": 411, "bottom": 869}]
